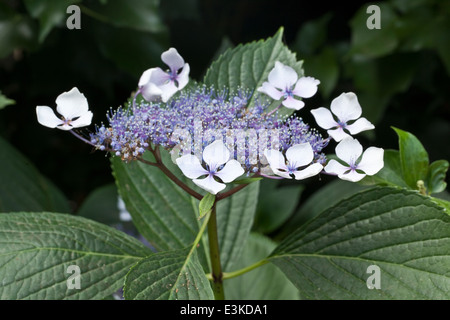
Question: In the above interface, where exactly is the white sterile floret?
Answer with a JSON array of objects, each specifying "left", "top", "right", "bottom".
[
  {"left": 138, "top": 48, "right": 190, "bottom": 103},
  {"left": 311, "top": 92, "right": 374, "bottom": 142},
  {"left": 36, "top": 87, "right": 93, "bottom": 130},
  {"left": 264, "top": 143, "right": 323, "bottom": 180},
  {"left": 257, "top": 61, "right": 320, "bottom": 110},
  {"left": 176, "top": 140, "right": 244, "bottom": 195},
  {"left": 324, "top": 137, "right": 384, "bottom": 182}
]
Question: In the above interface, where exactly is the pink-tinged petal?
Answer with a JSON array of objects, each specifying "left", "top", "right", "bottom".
[
  {"left": 36, "top": 106, "right": 64, "bottom": 128},
  {"left": 327, "top": 128, "right": 351, "bottom": 142},
  {"left": 293, "top": 76, "right": 320, "bottom": 98},
  {"left": 149, "top": 68, "right": 171, "bottom": 86},
  {"left": 176, "top": 154, "right": 209, "bottom": 179},
  {"left": 257, "top": 82, "right": 284, "bottom": 100},
  {"left": 138, "top": 68, "right": 156, "bottom": 87},
  {"left": 311, "top": 107, "right": 338, "bottom": 130},
  {"left": 176, "top": 63, "right": 190, "bottom": 90},
  {"left": 161, "top": 47, "right": 185, "bottom": 72},
  {"left": 268, "top": 61, "right": 298, "bottom": 90},
  {"left": 193, "top": 175, "right": 226, "bottom": 195},
  {"left": 141, "top": 82, "right": 163, "bottom": 102},
  {"left": 330, "top": 92, "right": 362, "bottom": 123},
  {"left": 357, "top": 147, "right": 384, "bottom": 175},
  {"left": 339, "top": 170, "right": 366, "bottom": 182},
  {"left": 346, "top": 117, "right": 375, "bottom": 135},
  {"left": 159, "top": 82, "right": 179, "bottom": 103},
  {"left": 203, "top": 140, "right": 230, "bottom": 169},
  {"left": 335, "top": 137, "right": 363, "bottom": 165},
  {"left": 264, "top": 149, "right": 288, "bottom": 172},
  {"left": 56, "top": 87, "right": 89, "bottom": 120},
  {"left": 215, "top": 159, "right": 244, "bottom": 183},
  {"left": 282, "top": 97, "right": 305, "bottom": 110},
  {"left": 71, "top": 111, "right": 93, "bottom": 128},
  {"left": 293, "top": 163, "right": 323, "bottom": 180},
  {"left": 324, "top": 159, "right": 350, "bottom": 176},
  {"left": 286, "top": 143, "right": 314, "bottom": 168}
]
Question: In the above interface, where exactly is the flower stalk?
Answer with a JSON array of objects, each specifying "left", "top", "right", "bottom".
[{"left": 207, "top": 201, "right": 225, "bottom": 300}]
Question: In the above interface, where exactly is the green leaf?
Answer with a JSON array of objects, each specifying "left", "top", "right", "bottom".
[
  {"left": 253, "top": 179, "right": 303, "bottom": 234},
  {"left": 0, "top": 136, "right": 70, "bottom": 213},
  {"left": 224, "top": 233, "right": 300, "bottom": 299},
  {"left": 203, "top": 27, "right": 303, "bottom": 115},
  {"left": 76, "top": 184, "right": 121, "bottom": 225},
  {"left": 0, "top": 91, "right": 15, "bottom": 110},
  {"left": 231, "top": 177, "right": 262, "bottom": 185},
  {"left": 199, "top": 193, "right": 215, "bottom": 218},
  {"left": 426, "top": 160, "right": 449, "bottom": 194},
  {"left": 111, "top": 152, "right": 204, "bottom": 255},
  {"left": 0, "top": 212, "right": 151, "bottom": 299},
  {"left": 124, "top": 247, "right": 213, "bottom": 300},
  {"left": 360, "top": 149, "right": 409, "bottom": 188},
  {"left": 216, "top": 182, "right": 259, "bottom": 271},
  {"left": 24, "top": 0, "right": 81, "bottom": 43},
  {"left": 269, "top": 187, "right": 450, "bottom": 299}
]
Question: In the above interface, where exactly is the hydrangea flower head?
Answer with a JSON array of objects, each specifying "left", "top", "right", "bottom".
[
  {"left": 36, "top": 87, "right": 93, "bottom": 130},
  {"left": 325, "top": 137, "right": 384, "bottom": 182},
  {"left": 138, "top": 48, "right": 190, "bottom": 103},
  {"left": 257, "top": 61, "right": 320, "bottom": 110},
  {"left": 176, "top": 140, "right": 244, "bottom": 194},
  {"left": 311, "top": 92, "right": 374, "bottom": 141}
]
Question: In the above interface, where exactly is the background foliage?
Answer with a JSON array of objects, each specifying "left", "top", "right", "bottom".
[{"left": 0, "top": 0, "right": 449, "bottom": 299}]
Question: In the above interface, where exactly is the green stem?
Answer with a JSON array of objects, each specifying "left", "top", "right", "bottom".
[
  {"left": 206, "top": 259, "right": 269, "bottom": 281},
  {"left": 207, "top": 202, "right": 225, "bottom": 300}
]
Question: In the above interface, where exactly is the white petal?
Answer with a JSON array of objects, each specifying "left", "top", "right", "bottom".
[
  {"left": 70, "top": 111, "right": 93, "bottom": 128},
  {"left": 268, "top": 61, "right": 298, "bottom": 90},
  {"left": 282, "top": 97, "right": 305, "bottom": 110},
  {"left": 159, "top": 82, "right": 179, "bottom": 103},
  {"left": 161, "top": 47, "right": 185, "bottom": 72},
  {"left": 149, "top": 68, "right": 171, "bottom": 86},
  {"left": 335, "top": 137, "right": 363, "bottom": 165},
  {"left": 339, "top": 170, "right": 366, "bottom": 182},
  {"left": 286, "top": 143, "right": 314, "bottom": 168},
  {"left": 36, "top": 106, "right": 64, "bottom": 128},
  {"left": 357, "top": 147, "right": 384, "bottom": 175},
  {"left": 324, "top": 159, "right": 350, "bottom": 176},
  {"left": 138, "top": 68, "right": 156, "bottom": 87},
  {"left": 264, "top": 149, "right": 288, "bottom": 172},
  {"left": 176, "top": 154, "right": 209, "bottom": 179},
  {"left": 214, "top": 159, "right": 244, "bottom": 183},
  {"left": 56, "top": 87, "right": 89, "bottom": 120},
  {"left": 330, "top": 92, "right": 362, "bottom": 123},
  {"left": 293, "top": 76, "right": 320, "bottom": 98},
  {"left": 327, "top": 128, "right": 351, "bottom": 142},
  {"left": 311, "top": 107, "right": 337, "bottom": 130},
  {"left": 346, "top": 117, "right": 375, "bottom": 135},
  {"left": 203, "top": 140, "right": 230, "bottom": 170},
  {"left": 257, "top": 82, "right": 284, "bottom": 100},
  {"left": 176, "top": 63, "right": 190, "bottom": 90},
  {"left": 271, "top": 169, "right": 293, "bottom": 179},
  {"left": 193, "top": 175, "right": 226, "bottom": 195},
  {"left": 141, "top": 82, "right": 163, "bottom": 102},
  {"left": 293, "top": 163, "right": 323, "bottom": 180}
]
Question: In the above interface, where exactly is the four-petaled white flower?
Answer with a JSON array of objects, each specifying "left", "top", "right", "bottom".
[
  {"left": 176, "top": 140, "right": 244, "bottom": 195},
  {"left": 138, "top": 47, "right": 190, "bottom": 103},
  {"left": 311, "top": 92, "right": 374, "bottom": 142},
  {"left": 324, "top": 137, "right": 384, "bottom": 182},
  {"left": 264, "top": 143, "right": 323, "bottom": 180},
  {"left": 257, "top": 61, "right": 320, "bottom": 110},
  {"left": 36, "top": 87, "right": 93, "bottom": 130}
]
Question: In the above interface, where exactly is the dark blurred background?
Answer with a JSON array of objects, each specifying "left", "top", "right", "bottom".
[{"left": 0, "top": 0, "right": 449, "bottom": 213}]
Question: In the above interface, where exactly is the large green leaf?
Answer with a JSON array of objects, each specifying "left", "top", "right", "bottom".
[
  {"left": 0, "top": 212, "right": 151, "bottom": 300},
  {"left": 203, "top": 27, "right": 303, "bottom": 114},
  {"left": 269, "top": 187, "right": 450, "bottom": 299},
  {"left": 224, "top": 233, "right": 300, "bottom": 300},
  {"left": 124, "top": 247, "right": 213, "bottom": 300},
  {"left": 216, "top": 182, "right": 259, "bottom": 271},
  {"left": 0, "top": 136, "right": 70, "bottom": 213}
]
